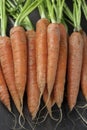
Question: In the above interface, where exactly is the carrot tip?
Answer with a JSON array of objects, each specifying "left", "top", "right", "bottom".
[{"left": 69, "top": 105, "right": 74, "bottom": 111}]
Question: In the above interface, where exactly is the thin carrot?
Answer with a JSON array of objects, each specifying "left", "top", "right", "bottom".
[
  {"left": 47, "top": 23, "right": 60, "bottom": 98},
  {"left": 0, "top": 65, "right": 11, "bottom": 112},
  {"left": 10, "top": 26, "right": 27, "bottom": 105},
  {"left": 0, "top": 0, "right": 21, "bottom": 113},
  {"left": 43, "top": 87, "right": 55, "bottom": 115},
  {"left": 26, "top": 30, "right": 40, "bottom": 119},
  {"left": 67, "top": 32, "right": 83, "bottom": 110},
  {"left": 64, "top": 0, "right": 83, "bottom": 111},
  {"left": 0, "top": 36, "right": 21, "bottom": 113},
  {"left": 36, "top": 18, "right": 49, "bottom": 97},
  {"left": 54, "top": 23, "right": 67, "bottom": 108},
  {"left": 81, "top": 31, "right": 87, "bottom": 100}
]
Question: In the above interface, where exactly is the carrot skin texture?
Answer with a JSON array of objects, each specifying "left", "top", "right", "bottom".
[
  {"left": 54, "top": 24, "right": 67, "bottom": 108},
  {"left": 47, "top": 23, "right": 60, "bottom": 97},
  {"left": 0, "top": 66, "right": 11, "bottom": 111},
  {"left": 10, "top": 26, "right": 27, "bottom": 104},
  {"left": 26, "top": 30, "right": 40, "bottom": 119},
  {"left": 36, "top": 18, "right": 50, "bottom": 96},
  {"left": 0, "top": 36, "right": 21, "bottom": 113},
  {"left": 81, "top": 31, "right": 87, "bottom": 100},
  {"left": 67, "top": 32, "right": 83, "bottom": 110}
]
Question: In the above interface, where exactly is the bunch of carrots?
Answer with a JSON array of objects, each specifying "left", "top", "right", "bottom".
[{"left": 0, "top": 0, "right": 87, "bottom": 128}]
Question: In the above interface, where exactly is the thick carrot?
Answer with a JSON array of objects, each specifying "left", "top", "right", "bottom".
[
  {"left": 0, "top": 65, "right": 11, "bottom": 111},
  {"left": 43, "top": 87, "right": 55, "bottom": 115},
  {"left": 36, "top": 18, "right": 49, "bottom": 97},
  {"left": 0, "top": 36, "right": 21, "bottom": 113},
  {"left": 26, "top": 30, "right": 40, "bottom": 119},
  {"left": 81, "top": 31, "right": 87, "bottom": 100},
  {"left": 54, "top": 24, "right": 67, "bottom": 108},
  {"left": 67, "top": 32, "right": 83, "bottom": 111},
  {"left": 10, "top": 26, "right": 27, "bottom": 104},
  {"left": 47, "top": 23, "right": 60, "bottom": 98}
]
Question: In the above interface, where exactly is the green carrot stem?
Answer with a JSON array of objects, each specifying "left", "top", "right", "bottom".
[
  {"left": 73, "top": 0, "right": 81, "bottom": 31},
  {"left": 82, "top": 0, "right": 87, "bottom": 20},
  {"left": 15, "top": 0, "right": 43, "bottom": 26},
  {"left": 64, "top": 3, "right": 73, "bottom": 22},
  {"left": 0, "top": 0, "right": 7, "bottom": 36},
  {"left": 46, "top": 0, "right": 56, "bottom": 23},
  {"left": 56, "top": 0, "right": 65, "bottom": 23},
  {"left": 38, "top": 2, "right": 46, "bottom": 18}
]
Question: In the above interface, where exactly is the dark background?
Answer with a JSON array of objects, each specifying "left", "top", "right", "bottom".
[{"left": 0, "top": 0, "right": 87, "bottom": 130}]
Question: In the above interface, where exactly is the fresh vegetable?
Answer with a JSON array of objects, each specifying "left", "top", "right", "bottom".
[
  {"left": 81, "top": 31, "right": 87, "bottom": 100},
  {"left": 36, "top": 18, "right": 49, "bottom": 97},
  {"left": 0, "top": 0, "right": 21, "bottom": 113},
  {"left": 52, "top": 0, "right": 67, "bottom": 109},
  {"left": 64, "top": 0, "right": 83, "bottom": 110},
  {"left": 26, "top": 30, "right": 40, "bottom": 119},
  {"left": 0, "top": 65, "right": 11, "bottom": 112}
]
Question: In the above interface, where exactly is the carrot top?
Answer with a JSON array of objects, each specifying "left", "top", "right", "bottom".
[
  {"left": 0, "top": 0, "right": 7, "bottom": 36},
  {"left": 46, "top": 0, "right": 56, "bottom": 23},
  {"left": 6, "top": 0, "right": 34, "bottom": 30},
  {"left": 52, "top": 0, "right": 65, "bottom": 23},
  {"left": 15, "top": 0, "right": 43, "bottom": 26},
  {"left": 64, "top": 0, "right": 82, "bottom": 31},
  {"left": 6, "top": 0, "right": 43, "bottom": 28},
  {"left": 82, "top": 0, "right": 87, "bottom": 20}
]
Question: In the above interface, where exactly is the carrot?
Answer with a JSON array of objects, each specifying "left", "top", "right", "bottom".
[
  {"left": 47, "top": 23, "right": 60, "bottom": 98},
  {"left": 0, "top": 65, "right": 11, "bottom": 112},
  {"left": 54, "top": 23, "right": 67, "bottom": 108},
  {"left": 0, "top": 36, "right": 21, "bottom": 113},
  {"left": 26, "top": 30, "right": 40, "bottom": 119},
  {"left": 43, "top": 87, "right": 55, "bottom": 115},
  {"left": 67, "top": 32, "right": 83, "bottom": 110},
  {"left": 81, "top": 31, "right": 87, "bottom": 100},
  {"left": 36, "top": 18, "right": 49, "bottom": 97},
  {"left": 10, "top": 26, "right": 27, "bottom": 105}
]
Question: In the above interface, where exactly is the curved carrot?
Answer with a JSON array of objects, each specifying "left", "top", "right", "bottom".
[
  {"left": 0, "top": 65, "right": 11, "bottom": 112},
  {"left": 54, "top": 24, "right": 67, "bottom": 108},
  {"left": 26, "top": 30, "right": 40, "bottom": 119},
  {"left": 47, "top": 23, "right": 60, "bottom": 98},
  {"left": 81, "top": 31, "right": 87, "bottom": 100},
  {"left": 67, "top": 32, "right": 83, "bottom": 111},
  {"left": 0, "top": 36, "right": 21, "bottom": 113},
  {"left": 10, "top": 26, "right": 27, "bottom": 104},
  {"left": 36, "top": 18, "right": 50, "bottom": 97}
]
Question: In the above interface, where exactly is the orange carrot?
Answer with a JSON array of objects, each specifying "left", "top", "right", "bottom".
[
  {"left": 54, "top": 24, "right": 67, "bottom": 108},
  {"left": 36, "top": 18, "right": 49, "bottom": 97},
  {"left": 10, "top": 26, "right": 27, "bottom": 105},
  {"left": 0, "top": 65, "right": 11, "bottom": 111},
  {"left": 81, "top": 31, "right": 87, "bottom": 100},
  {"left": 67, "top": 32, "right": 83, "bottom": 110},
  {"left": 43, "top": 87, "right": 55, "bottom": 115},
  {"left": 47, "top": 23, "right": 60, "bottom": 98},
  {"left": 0, "top": 36, "right": 21, "bottom": 113},
  {"left": 26, "top": 30, "right": 40, "bottom": 119}
]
